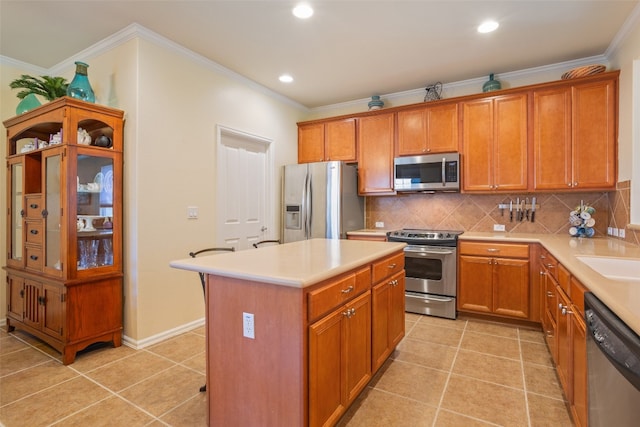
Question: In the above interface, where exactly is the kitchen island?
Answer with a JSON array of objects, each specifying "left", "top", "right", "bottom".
[{"left": 170, "top": 238, "right": 406, "bottom": 427}]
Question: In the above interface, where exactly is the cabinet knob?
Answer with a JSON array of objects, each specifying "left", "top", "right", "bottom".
[
  {"left": 561, "top": 307, "right": 573, "bottom": 316},
  {"left": 30, "top": 203, "right": 38, "bottom": 209},
  {"left": 30, "top": 255, "right": 38, "bottom": 261},
  {"left": 20, "top": 209, "right": 25, "bottom": 217},
  {"left": 30, "top": 229, "right": 38, "bottom": 235}
]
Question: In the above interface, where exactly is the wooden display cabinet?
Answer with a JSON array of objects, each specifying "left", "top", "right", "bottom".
[{"left": 3, "top": 97, "right": 124, "bottom": 364}]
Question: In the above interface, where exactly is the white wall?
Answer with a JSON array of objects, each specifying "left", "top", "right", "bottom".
[{"left": 0, "top": 34, "right": 305, "bottom": 345}]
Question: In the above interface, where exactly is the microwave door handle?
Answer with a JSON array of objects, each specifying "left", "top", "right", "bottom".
[{"left": 441, "top": 157, "right": 446, "bottom": 186}]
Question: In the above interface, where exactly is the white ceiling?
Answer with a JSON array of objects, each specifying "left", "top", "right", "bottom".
[{"left": 1, "top": 1, "right": 639, "bottom": 108}]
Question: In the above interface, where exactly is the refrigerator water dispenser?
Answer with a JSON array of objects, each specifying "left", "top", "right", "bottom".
[{"left": 285, "top": 205, "right": 302, "bottom": 229}]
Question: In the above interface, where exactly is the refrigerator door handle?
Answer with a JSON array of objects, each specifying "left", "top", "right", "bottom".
[{"left": 305, "top": 173, "right": 312, "bottom": 239}]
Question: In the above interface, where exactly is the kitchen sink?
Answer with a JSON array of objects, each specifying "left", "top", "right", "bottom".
[{"left": 575, "top": 256, "right": 640, "bottom": 281}]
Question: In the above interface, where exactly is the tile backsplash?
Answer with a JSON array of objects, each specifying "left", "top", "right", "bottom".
[
  {"left": 608, "top": 180, "right": 640, "bottom": 246},
  {"left": 366, "top": 191, "right": 611, "bottom": 237}
]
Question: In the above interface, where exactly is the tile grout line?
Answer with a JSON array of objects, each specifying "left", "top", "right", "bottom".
[
  {"left": 517, "top": 328, "right": 533, "bottom": 427},
  {"left": 430, "top": 318, "right": 466, "bottom": 427}
]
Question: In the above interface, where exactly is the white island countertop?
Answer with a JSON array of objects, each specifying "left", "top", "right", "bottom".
[
  {"left": 461, "top": 232, "right": 640, "bottom": 335},
  {"left": 170, "top": 238, "right": 406, "bottom": 288}
]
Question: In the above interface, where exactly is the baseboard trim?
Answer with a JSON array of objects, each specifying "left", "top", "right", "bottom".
[{"left": 122, "top": 318, "right": 205, "bottom": 350}]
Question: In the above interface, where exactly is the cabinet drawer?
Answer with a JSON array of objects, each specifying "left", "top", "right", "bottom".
[
  {"left": 540, "top": 250, "right": 558, "bottom": 280},
  {"left": 25, "top": 245, "right": 44, "bottom": 271},
  {"left": 308, "top": 267, "right": 371, "bottom": 321},
  {"left": 25, "top": 220, "right": 44, "bottom": 244},
  {"left": 24, "top": 195, "right": 44, "bottom": 219},
  {"left": 459, "top": 241, "right": 529, "bottom": 258},
  {"left": 372, "top": 252, "right": 404, "bottom": 283}
]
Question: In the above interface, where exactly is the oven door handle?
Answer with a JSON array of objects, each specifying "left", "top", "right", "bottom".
[
  {"left": 406, "top": 292, "right": 454, "bottom": 302},
  {"left": 405, "top": 249, "right": 454, "bottom": 256}
]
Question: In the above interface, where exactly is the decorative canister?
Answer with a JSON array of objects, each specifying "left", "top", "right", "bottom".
[
  {"left": 368, "top": 95, "right": 384, "bottom": 110},
  {"left": 67, "top": 61, "right": 95, "bottom": 102},
  {"left": 482, "top": 73, "right": 502, "bottom": 92}
]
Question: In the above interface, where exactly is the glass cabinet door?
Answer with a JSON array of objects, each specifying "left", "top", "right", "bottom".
[
  {"left": 8, "top": 160, "right": 23, "bottom": 266},
  {"left": 76, "top": 154, "right": 114, "bottom": 271},
  {"left": 44, "top": 153, "right": 62, "bottom": 273}
]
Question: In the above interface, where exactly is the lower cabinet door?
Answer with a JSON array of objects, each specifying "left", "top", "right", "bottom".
[
  {"left": 372, "top": 272, "right": 405, "bottom": 373},
  {"left": 571, "top": 312, "right": 588, "bottom": 427},
  {"left": 345, "top": 292, "right": 371, "bottom": 403},
  {"left": 458, "top": 255, "right": 493, "bottom": 313},
  {"left": 493, "top": 257, "right": 530, "bottom": 319},
  {"left": 309, "top": 308, "right": 344, "bottom": 427},
  {"left": 309, "top": 291, "right": 372, "bottom": 427}
]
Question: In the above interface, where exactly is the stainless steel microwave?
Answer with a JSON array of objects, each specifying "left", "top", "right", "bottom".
[{"left": 394, "top": 153, "right": 460, "bottom": 192}]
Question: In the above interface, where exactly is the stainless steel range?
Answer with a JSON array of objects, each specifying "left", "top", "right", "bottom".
[{"left": 387, "top": 229, "right": 463, "bottom": 319}]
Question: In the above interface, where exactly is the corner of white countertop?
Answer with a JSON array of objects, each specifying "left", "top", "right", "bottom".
[{"left": 170, "top": 238, "right": 406, "bottom": 289}]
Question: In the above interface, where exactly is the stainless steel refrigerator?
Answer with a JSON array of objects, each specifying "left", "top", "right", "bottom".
[{"left": 282, "top": 161, "right": 364, "bottom": 243}]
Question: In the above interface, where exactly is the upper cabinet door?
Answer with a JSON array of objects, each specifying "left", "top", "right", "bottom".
[
  {"left": 358, "top": 113, "right": 395, "bottom": 195},
  {"left": 462, "top": 94, "right": 528, "bottom": 192},
  {"left": 298, "top": 123, "right": 325, "bottom": 163},
  {"left": 532, "top": 87, "right": 572, "bottom": 190},
  {"left": 571, "top": 79, "right": 617, "bottom": 190},
  {"left": 325, "top": 118, "right": 356, "bottom": 162},
  {"left": 532, "top": 76, "right": 617, "bottom": 191},
  {"left": 396, "top": 103, "right": 458, "bottom": 156}
]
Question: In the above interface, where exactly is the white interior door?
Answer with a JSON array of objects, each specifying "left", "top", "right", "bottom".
[{"left": 216, "top": 126, "right": 273, "bottom": 250}]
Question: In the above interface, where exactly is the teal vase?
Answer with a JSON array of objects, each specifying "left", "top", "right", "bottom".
[
  {"left": 16, "top": 93, "right": 41, "bottom": 114},
  {"left": 66, "top": 61, "right": 95, "bottom": 102},
  {"left": 482, "top": 74, "right": 501, "bottom": 92}
]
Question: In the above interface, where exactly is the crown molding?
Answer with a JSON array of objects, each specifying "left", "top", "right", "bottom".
[
  {"left": 311, "top": 54, "right": 609, "bottom": 114},
  {"left": 0, "top": 55, "right": 48, "bottom": 74},
  {"left": 605, "top": 1, "right": 640, "bottom": 58},
  {"left": 44, "top": 23, "right": 307, "bottom": 111}
]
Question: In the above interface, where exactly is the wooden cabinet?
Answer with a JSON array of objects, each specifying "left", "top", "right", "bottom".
[
  {"left": 298, "top": 118, "right": 357, "bottom": 163},
  {"left": 461, "top": 93, "right": 528, "bottom": 192},
  {"left": 539, "top": 247, "right": 589, "bottom": 427},
  {"left": 309, "top": 291, "right": 371, "bottom": 427},
  {"left": 532, "top": 73, "right": 617, "bottom": 190},
  {"left": 396, "top": 102, "right": 459, "bottom": 156},
  {"left": 3, "top": 97, "right": 124, "bottom": 364},
  {"left": 371, "top": 252, "right": 405, "bottom": 373},
  {"left": 458, "top": 241, "right": 530, "bottom": 319},
  {"left": 357, "top": 113, "right": 395, "bottom": 195}
]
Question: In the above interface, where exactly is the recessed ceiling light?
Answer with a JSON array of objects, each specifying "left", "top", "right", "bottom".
[
  {"left": 279, "top": 74, "right": 294, "bottom": 83},
  {"left": 293, "top": 3, "right": 314, "bottom": 19},
  {"left": 478, "top": 20, "right": 499, "bottom": 33}
]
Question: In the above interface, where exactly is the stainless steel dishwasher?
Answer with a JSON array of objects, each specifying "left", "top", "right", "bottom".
[{"left": 585, "top": 292, "right": 640, "bottom": 426}]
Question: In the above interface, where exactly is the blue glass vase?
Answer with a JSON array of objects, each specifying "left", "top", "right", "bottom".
[{"left": 66, "top": 61, "right": 95, "bottom": 102}]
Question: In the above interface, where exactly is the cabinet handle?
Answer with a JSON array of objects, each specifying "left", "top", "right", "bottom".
[
  {"left": 19, "top": 289, "right": 24, "bottom": 298},
  {"left": 342, "top": 308, "right": 356, "bottom": 318},
  {"left": 486, "top": 248, "right": 499, "bottom": 252},
  {"left": 30, "top": 203, "right": 38, "bottom": 209},
  {"left": 30, "top": 255, "right": 38, "bottom": 261},
  {"left": 558, "top": 303, "right": 564, "bottom": 310},
  {"left": 37, "top": 296, "right": 46, "bottom": 305},
  {"left": 546, "top": 331, "right": 554, "bottom": 338},
  {"left": 20, "top": 209, "right": 25, "bottom": 217},
  {"left": 561, "top": 307, "right": 573, "bottom": 316},
  {"left": 540, "top": 271, "right": 545, "bottom": 276},
  {"left": 341, "top": 286, "right": 354, "bottom": 294},
  {"left": 546, "top": 263, "right": 555, "bottom": 269},
  {"left": 389, "top": 279, "right": 399, "bottom": 286},
  {"left": 30, "top": 229, "right": 38, "bottom": 235},
  {"left": 388, "top": 263, "right": 397, "bottom": 269},
  {"left": 547, "top": 291, "right": 554, "bottom": 297},
  {"left": 41, "top": 209, "right": 48, "bottom": 218}
]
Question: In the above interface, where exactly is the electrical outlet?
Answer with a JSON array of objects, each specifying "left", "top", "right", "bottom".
[
  {"left": 607, "top": 227, "right": 613, "bottom": 236},
  {"left": 619, "top": 228, "right": 626, "bottom": 238},
  {"left": 243, "top": 312, "right": 255, "bottom": 339},
  {"left": 375, "top": 221, "right": 384, "bottom": 228},
  {"left": 612, "top": 228, "right": 619, "bottom": 237},
  {"left": 493, "top": 224, "right": 506, "bottom": 232}
]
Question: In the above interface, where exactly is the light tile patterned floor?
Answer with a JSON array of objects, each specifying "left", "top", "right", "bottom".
[{"left": 0, "top": 314, "right": 573, "bottom": 426}]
